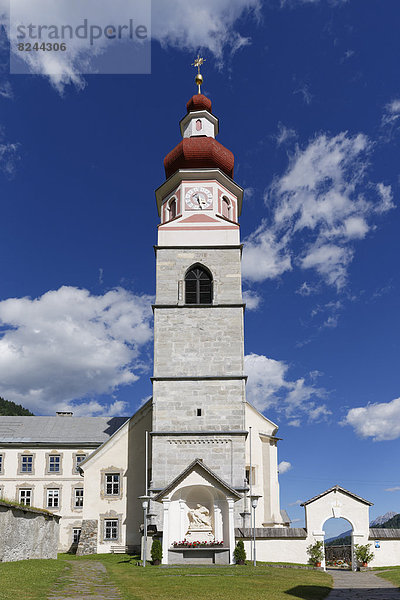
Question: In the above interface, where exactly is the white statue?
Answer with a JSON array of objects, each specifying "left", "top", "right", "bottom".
[{"left": 187, "top": 504, "right": 212, "bottom": 530}]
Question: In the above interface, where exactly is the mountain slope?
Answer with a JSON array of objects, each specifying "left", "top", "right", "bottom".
[
  {"left": 0, "top": 396, "right": 34, "bottom": 416},
  {"left": 379, "top": 514, "right": 400, "bottom": 529},
  {"left": 325, "top": 511, "right": 399, "bottom": 545}
]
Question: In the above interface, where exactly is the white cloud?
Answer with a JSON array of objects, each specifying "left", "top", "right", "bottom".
[
  {"left": 341, "top": 397, "right": 400, "bottom": 442},
  {"left": 4, "top": 0, "right": 260, "bottom": 91},
  {"left": 308, "top": 405, "right": 332, "bottom": 421},
  {"left": 376, "top": 183, "right": 395, "bottom": 213},
  {"left": 278, "top": 460, "right": 292, "bottom": 474},
  {"left": 0, "top": 142, "right": 19, "bottom": 175},
  {"left": 0, "top": 126, "right": 19, "bottom": 176},
  {"left": 296, "top": 281, "right": 319, "bottom": 296},
  {"left": 382, "top": 99, "right": 400, "bottom": 127},
  {"left": 243, "top": 132, "right": 395, "bottom": 290},
  {"left": 275, "top": 122, "right": 297, "bottom": 146},
  {"left": 244, "top": 353, "right": 328, "bottom": 422},
  {"left": 152, "top": 0, "right": 260, "bottom": 57},
  {"left": 289, "top": 499, "right": 303, "bottom": 506},
  {"left": 243, "top": 289, "right": 261, "bottom": 310},
  {"left": 385, "top": 487, "right": 400, "bottom": 492},
  {"left": 294, "top": 83, "right": 312, "bottom": 105},
  {"left": 300, "top": 243, "right": 353, "bottom": 290},
  {"left": 0, "top": 286, "right": 153, "bottom": 415},
  {"left": 0, "top": 81, "right": 13, "bottom": 99},
  {"left": 242, "top": 224, "right": 292, "bottom": 282}
]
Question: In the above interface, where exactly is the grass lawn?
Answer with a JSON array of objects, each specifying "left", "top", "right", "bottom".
[
  {"left": 0, "top": 557, "right": 66, "bottom": 600},
  {"left": 0, "top": 554, "right": 333, "bottom": 600},
  {"left": 62, "top": 554, "right": 333, "bottom": 600},
  {"left": 375, "top": 566, "right": 400, "bottom": 588}
]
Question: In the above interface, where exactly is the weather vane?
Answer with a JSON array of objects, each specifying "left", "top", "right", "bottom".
[{"left": 192, "top": 54, "right": 206, "bottom": 94}]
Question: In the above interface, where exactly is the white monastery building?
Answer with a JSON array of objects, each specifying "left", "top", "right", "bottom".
[{"left": 0, "top": 78, "right": 399, "bottom": 567}]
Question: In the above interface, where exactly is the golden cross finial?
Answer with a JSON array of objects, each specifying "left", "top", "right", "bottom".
[{"left": 192, "top": 54, "right": 206, "bottom": 94}]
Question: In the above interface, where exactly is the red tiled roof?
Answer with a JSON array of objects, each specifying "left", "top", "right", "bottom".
[
  {"left": 164, "top": 137, "right": 234, "bottom": 179},
  {"left": 186, "top": 94, "right": 212, "bottom": 114}
]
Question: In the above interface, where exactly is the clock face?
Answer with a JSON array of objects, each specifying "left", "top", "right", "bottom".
[{"left": 185, "top": 187, "right": 213, "bottom": 210}]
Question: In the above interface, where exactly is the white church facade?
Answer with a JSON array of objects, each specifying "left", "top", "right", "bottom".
[{"left": 1, "top": 83, "right": 399, "bottom": 567}]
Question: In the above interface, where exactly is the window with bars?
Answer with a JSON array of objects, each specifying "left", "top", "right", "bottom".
[
  {"left": 185, "top": 265, "right": 213, "bottom": 305},
  {"left": 74, "top": 488, "right": 84, "bottom": 508},
  {"left": 105, "top": 473, "right": 120, "bottom": 496},
  {"left": 21, "top": 455, "right": 33, "bottom": 473},
  {"left": 0, "top": 454, "right": 3, "bottom": 474},
  {"left": 49, "top": 455, "right": 61, "bottom": 473},
  {"left": 104, "top": 519, "right": 118, "bottom": 540},
  {"left": 73, "top": 528, "right": 81, "bottom": 544},
  {"left": 47, "top": 488, "right": 60, "bottom": 508},
  {"left": 75, "top": 454, "right": 86, "bottom": 473},
  {"left": 19, "top": 488, "right": 32, "bottom": 506}
]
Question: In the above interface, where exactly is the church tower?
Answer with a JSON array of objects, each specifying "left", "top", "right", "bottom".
[
  {"left": 149, "top": 66, "right": 284, "bottom": 563},
  {"left": 151, "top": 76, "right": 246, "bottom": 489}
]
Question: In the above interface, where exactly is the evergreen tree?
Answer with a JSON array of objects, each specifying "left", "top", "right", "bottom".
[{"left": 0, "top": 396, "right": 34, "bottom": 416}]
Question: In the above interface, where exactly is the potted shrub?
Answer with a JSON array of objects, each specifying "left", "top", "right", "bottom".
[
  {"left": 151, "top": 538, "right": 163, "bottom": 565},
  {"left": 233, "top": 540, "right": 246, "bottom": 565},
  {"left": 306, "top": 541, "right": 324, "bottom": 567},
  {"left": 354, "top": 544, "right": 374, "bottom": 567}
]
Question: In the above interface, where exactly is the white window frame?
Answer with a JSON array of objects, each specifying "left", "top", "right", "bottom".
[
  {"left": 73, "top": 528, "right": 81, "bottom": 544},
  {"left": 104, "top": 519, "right": 118, "bottom": 540},
  {"left": 49, "top": 455, "right": 61, "bottom": 473},
  {"left": 105, "top": 473, "right": 120, "bottom": 496},
  {"left": 47, "top": 488, "right": 60, "bottom": 508},
  {"left": 74, "top": 454, "right": 86, "bottom": 473},
  {"left": 19, "top": 488, "right": 32, "bottom": 506},
  {"left": 74, "top": 487, "right": 84, "bottom": 508},
  {"left": 21, "top": 454, "right": 33, "bottom": 473}
]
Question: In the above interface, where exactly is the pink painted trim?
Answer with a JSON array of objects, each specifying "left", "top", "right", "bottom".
[
  {"left": 180, "top": 214, "right": 219, "bottom": 223},
  {"left": 160, "top": 225, "right": 239, "bottom": 231}
]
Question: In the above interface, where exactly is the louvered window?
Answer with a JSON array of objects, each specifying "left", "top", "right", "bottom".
[{"left": 185, "top": 266, "right": 213, "bottom": 304}]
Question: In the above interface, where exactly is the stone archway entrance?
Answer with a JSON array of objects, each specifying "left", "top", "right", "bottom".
[
  {"left": 302, "top": 485, "right": 373, "bottom": 571},
  {"left": 323, "top": 517, "right": 353, "bottom": 570}
]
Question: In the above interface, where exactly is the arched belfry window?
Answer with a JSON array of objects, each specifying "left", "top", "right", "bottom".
[
  {"left": 222, "top": 196, "right": 231, "bottom": 220},
  {"left": 185, "top": 265, "right": 213, "bottom": 304},
  {"left": 168, "top": 197, "right": 177, "bottom": 220}
]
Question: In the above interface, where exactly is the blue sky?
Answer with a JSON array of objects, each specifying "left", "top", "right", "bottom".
[{"left": 1, "top": 0, "right": 400, "bottom": 534}]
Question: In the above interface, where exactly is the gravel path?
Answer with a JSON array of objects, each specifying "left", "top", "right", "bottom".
[
  {"left": 47, "top": 560, "right": 122, "bottom": 600},
  {"left": 327, "top": 568, "right": 400, "bottom": 599}
]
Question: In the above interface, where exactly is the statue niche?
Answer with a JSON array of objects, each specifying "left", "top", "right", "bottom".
[{"left": 186, "top": 503, "right": 214, "bottom": 542}]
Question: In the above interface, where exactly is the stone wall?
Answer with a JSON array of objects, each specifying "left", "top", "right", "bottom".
[
  {"left": 0, "top": 501, "right": 60, "bottom": 562},
  {"left": 151, "top": 434, "right": 246, "bottom": 490},
  {"left": 154, "top": 308, "right": 244, "bottom": 377},
  {"left": 76, "top": 519, "right": 98, "bottom": 555},
  {"left": 155, "top": 247, "right": 243, "bottom": 305}
]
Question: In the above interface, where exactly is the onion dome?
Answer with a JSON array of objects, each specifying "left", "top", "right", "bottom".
[
  {"left": 186, "top": 94, "right": 212, "bottom": 114},
  {"left": 164, "top": 137, "right": 234, "bottom": 179}
]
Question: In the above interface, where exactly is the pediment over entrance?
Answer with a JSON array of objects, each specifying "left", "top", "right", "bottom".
[
  {"left": 302, "top": 485, "right": 372, "bottom": 548},
  {"left": 153, "top": 458, "right": 241, "bottom": 502},
  {"left": 301, "top": 485, "right": 373, "bottom": 508}
]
